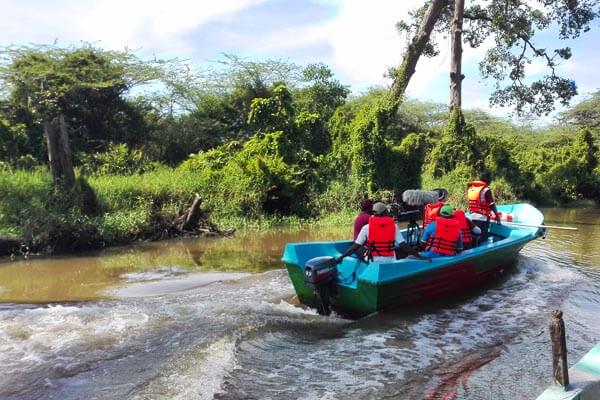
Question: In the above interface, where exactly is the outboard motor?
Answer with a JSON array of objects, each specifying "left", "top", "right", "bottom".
[{"left": 303, "top": 256, "right": 338, "bottom": 316}]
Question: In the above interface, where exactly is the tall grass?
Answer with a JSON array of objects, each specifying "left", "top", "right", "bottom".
[
  {"left": 0, "top": 166, "right": 360, "bottom": 246},
  {"left": 0, "top": 169, "right": 53, "bottom": 236}
]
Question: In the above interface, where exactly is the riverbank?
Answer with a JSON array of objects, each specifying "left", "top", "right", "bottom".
[
  {"left": 0, "top": 166, "right": 359, "bottom": 257},
  {"left": 1, "top": 165, "right": 597, "bottom": 258}
]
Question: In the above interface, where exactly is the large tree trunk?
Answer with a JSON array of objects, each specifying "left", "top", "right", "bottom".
[
  {"left": 450, "top": 0, "right": 465, "bottom": 110},
  {"left": 44, "top": 113, "right": 75, "bottom": 188},
  {"left": 390, "top": 0, "right": 448, "bottom": 101}
]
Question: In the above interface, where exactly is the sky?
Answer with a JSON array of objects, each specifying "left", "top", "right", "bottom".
[{"left": 1, "top": 0, "right": 598, "bottom": 122}]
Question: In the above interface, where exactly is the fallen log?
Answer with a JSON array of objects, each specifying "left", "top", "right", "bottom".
[{"left": 171, "top": 194, "right": 235, "bottom": 238}]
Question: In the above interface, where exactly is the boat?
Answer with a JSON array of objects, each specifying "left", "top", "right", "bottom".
[{"left": 282, "top": 203, "right": 545, "bottom": 317}]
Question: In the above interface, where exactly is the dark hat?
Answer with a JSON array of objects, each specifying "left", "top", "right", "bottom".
[{"left": 360, "top": 198, "right": 373, "bottom": 212}]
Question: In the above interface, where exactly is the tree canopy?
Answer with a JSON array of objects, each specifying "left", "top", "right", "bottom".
[
  {"left": 559, "top": 90, "right": 600, "bottom": 130},
  {"left": 397, "top": 0, "right": 599, "bottom": 116},
  {"left": 0, "top": 44, "right": 165, "bottom": 159}
]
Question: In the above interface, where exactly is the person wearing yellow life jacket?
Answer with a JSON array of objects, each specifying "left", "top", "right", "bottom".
[
  {"left": 452, "top": 209, "right": 481, "bottom": 249},
  {"left": 335, "top": 202, "right": 430, "bottom": 264},
  {"left": 467, "top": 170, "right": 501, "bottom": 242},
  {"left": 420, "top": 205, "right": 463, "bottom": 258}
]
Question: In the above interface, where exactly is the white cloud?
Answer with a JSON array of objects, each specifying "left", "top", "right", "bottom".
[
  {"left": 0, "top": 0, "right": 265, "bottom": 54},
  {"left": 324, "top": 0, "right": 424, "bottom": 88}
]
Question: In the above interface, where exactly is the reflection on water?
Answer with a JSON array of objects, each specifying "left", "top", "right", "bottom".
[
  {"left": 542, "top": 207, "right": 600, "bottom": 268},
  {"left": 0, "top": 208, "right": 599, "bottom": 400},
  {"left": 0, "top": 226, "right": 350, "bottom": 303}
]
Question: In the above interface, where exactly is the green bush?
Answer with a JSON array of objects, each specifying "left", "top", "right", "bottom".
[
  {"left": 79, "top": 143, "right": 159, "bottom": 175},
  {"left": 311, "top": 180, "right": 364, "bottom": 216},
  {"left": 421, "top": 165, "right": 473, "bottom": 209},
  {"left": 426, "top": 108, "right": 482, "bottom": 178},
  {"left": 179, "top": 142, "right": 241, "bottom": 172}
]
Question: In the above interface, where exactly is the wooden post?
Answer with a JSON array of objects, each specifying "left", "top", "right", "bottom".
[
  {"left": 45, "top": 113, "right": 75, "bottom": 188},
  {"left": 549, "top": 309, "right": 569, "bottom": 387}
]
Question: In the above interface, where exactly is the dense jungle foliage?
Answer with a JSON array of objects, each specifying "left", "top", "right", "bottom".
[{"left": 0, "top": 46, "right": 599, "bottom": 252}]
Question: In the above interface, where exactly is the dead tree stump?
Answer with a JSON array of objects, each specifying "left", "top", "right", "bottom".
[
  {"left": 45, "top": 113, "right": 75, "bottom": 188},
  {"left": 549, "top": 309, "right": 569, "bottom": 387},
  {"left": 174, "top": 193, "right": 204, "bottom": 232},
  {"left": 171, "top": 194, "right": 235, "bottom": 237}
]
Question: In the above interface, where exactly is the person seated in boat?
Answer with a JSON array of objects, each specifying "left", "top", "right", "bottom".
[
  {"left": 422, "top": 189, "right": 448, "bottom": 230},
  {"left": 420, "top": 205, "right": 463, "bottom": 258},
  {"left": 335, "top": 202, "right": 429, "bottom": 264},
  {"left": 452, "top": 209, "right": 481, "bottom": 249},
  {"left": 354, "top": 196, "right": 373, "bottom": 240},
  {"left": 467, "top": 170, "right": 501, "bottom": 242}
]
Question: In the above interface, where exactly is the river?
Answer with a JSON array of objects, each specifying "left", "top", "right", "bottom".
[{"left": 1, "top": 208, "right": 599, "bottom": 399}]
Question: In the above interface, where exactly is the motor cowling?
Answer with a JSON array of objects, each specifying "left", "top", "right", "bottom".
[
  {"left": 303, "top": 256, "right": 337, "bottom": 315},
  {"left": 304, "top": 256, "right": 337, "bottom": 287}
]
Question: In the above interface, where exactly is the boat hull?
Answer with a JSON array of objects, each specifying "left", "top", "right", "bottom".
[
  {"left": 283, "top": 203, "right": 543, "bottom": 316},
  {"left": 285, "top": 241, "right": 524, "bottom": 316}
]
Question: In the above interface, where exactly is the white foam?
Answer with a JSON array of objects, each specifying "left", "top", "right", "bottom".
[
  {"left": 109, "top": 272, "right": 251, "bottom": 298},
  {"left": 130, "top": 336, "right": 239, "bottom": 400},
  {"left": 121, "top": 266, "right": 189, "bottom": 282}
]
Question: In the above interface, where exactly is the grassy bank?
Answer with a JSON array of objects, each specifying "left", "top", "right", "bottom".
[
  {"left": 0, "top": 168, "right": 360, "bottom": 254},
  {"left": 0, "top": 162, "right": 565, "bottom": 257}
]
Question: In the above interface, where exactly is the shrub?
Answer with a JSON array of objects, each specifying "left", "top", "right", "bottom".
[
  {"left": 426, "top": 108, "right": 482, "bottom": 178},
  {"left": 79, "top": 143, "right": 159, "bottom": 175},
  {"left": 421, "top": 165, "right": 473, "bottom": 209}
]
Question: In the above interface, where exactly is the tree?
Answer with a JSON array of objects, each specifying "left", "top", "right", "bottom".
[
  {"left": 391, "top": 0, "right": 449, "bottom": 100},
  {"left": 558, "top": 90, "right": 600, "bottom": 130},
  {"left": 398, "top": 0, "right": 599, "bottom": 117},
  {"left": 450, "top": 0, "right": 465, "bottom": 110},
  {"left": 294, "top": 63, "right": 350, "bottom": 121},
  {"left": 0, "top": 44, "right": 165, "bottom": 162},
  {"left": 337, "top": 0, "right": 449, "bottom": 192}
]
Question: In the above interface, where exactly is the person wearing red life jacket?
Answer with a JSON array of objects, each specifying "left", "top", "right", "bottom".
[
  {"left": 335, "top": 202, "right": 430, "bottom": 264},
  {"left": 423, "top": 201, "right": 445, "bottom": 230},
  {"left": 467, "top": 170, "right": 501, "bottom": 241},
  {"left": 421, "top": 188, "right": 448, "bottom": 230},
  {"left": 420, "top": 205, "right": 463, "bottom": 258},
  {"left": 452, "top": 209, "right": 481, "bottom": 249}
]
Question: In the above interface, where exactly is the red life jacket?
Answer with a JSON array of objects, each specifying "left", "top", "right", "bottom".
[
  {"left": 423, "top": 201, "right": 445, "bottom": 229},
  {"left": 467, "top": 181, "right": 491, "bottom": 216},
  {"left": 366, "top": 216, "right": 396, "bottom": 258},
  {"left": 425, "top": 217, "right": 460, "bottom": 256},
  {"left": 453, "top": 209, "right": 472, "bottom": 245}
]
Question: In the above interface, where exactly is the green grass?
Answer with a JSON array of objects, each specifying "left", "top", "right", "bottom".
[
  {"left": 0, "top": 155, "right": 595, "bottom": 254},
  {"left": 0, "top": 168, "right": 359, "bottom": 249},
  {"left": 0, "top": 169, "right": 53, "bottom": 236}
]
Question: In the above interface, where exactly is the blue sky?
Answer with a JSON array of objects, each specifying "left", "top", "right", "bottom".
[{"left": 1, "top": 0, "right": 598, "bottom": 122}]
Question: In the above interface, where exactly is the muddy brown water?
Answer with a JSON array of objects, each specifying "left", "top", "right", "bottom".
[{"left": 1, "top": 208, "right": 599, "bottom": 399}]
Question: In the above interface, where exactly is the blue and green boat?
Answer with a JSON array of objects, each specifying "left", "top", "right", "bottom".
[{"left": 282, "top": 203, "right": 545, "bottom": 316}]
